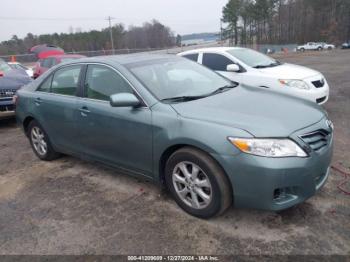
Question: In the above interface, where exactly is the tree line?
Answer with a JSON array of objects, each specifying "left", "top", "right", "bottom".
[
  {"left": 0, "top": 20, "right": 179, "bottom": 56},
  {"left": 222, "top": 0, "right": 350, "bottom": 45}
]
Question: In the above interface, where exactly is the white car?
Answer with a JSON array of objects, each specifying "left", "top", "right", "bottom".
[
  {"left": 8, "top": 62, "right": 34, "bottom": 78},
  {"left": 319, "top": 42, "right": 335, "bottom": 50},
  {"left": 297, "top": 42, "right": 323, "bottom": 52},
  {"left": 178, "top": 47, "right": 329, "bottom": 105}
]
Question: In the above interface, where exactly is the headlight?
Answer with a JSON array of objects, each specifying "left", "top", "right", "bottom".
[
  {"left": 279, "top": 79, "right": 310, "bottom": 90},
  {"left": 228, "top": 137, "right": 307, "bottom": 157}
]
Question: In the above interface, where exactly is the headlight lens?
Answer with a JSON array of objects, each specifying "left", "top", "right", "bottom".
[
  {"left": 228, "top": 137, "right": 307, "bottom": 157},
  {"left": 279, "top": 79, "right": 310, "bottom": 90}
]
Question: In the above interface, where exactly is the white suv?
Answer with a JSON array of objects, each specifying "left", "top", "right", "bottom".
[{"left": 178, "top": 47, "right": 329, "bottom": 105}]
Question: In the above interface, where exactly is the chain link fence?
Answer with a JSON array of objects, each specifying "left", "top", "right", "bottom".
[{"left": 0, "top": 42, "right": 298, "bottom": 65}]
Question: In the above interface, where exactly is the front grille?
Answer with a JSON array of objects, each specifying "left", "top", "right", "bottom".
[
  {"left": 312, "top": 79, "right": 325, "bottom": 88},
  {"left": 316, "top": 96, "right": 326, "bottom": 104},
  {"left": 0, "top": 104, "right": 15, "bottom": 112},
  {"left": 300, "top": 129, "right": 331, "bottom": 152},
  {"left": 0, "top": 89, "right": 16, "bottom": 98}
]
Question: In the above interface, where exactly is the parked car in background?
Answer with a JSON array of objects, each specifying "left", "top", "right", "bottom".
[
  {"left": 0, "top": 58, "right": 32, "bottom": 118},
  {"left": 297, "top": 42, "right": 323, "bottom": 52},
  {"left": 16, "top": 54, "right": 333, "bottom": 218},
  {"left": 341, "top": 41, "right": 350, "bottom": 49},
  {"left": 33, "top": 54, "right": 85, "bottom": 79},
  {"left": 8, "top": 62, "right": 34, "bottom": 78},
  {"left": 178, "top": 47, "right": 329, "bottom": 104},
  {"left": 318, "top": 42, "right": 336, "bottom": 50}
]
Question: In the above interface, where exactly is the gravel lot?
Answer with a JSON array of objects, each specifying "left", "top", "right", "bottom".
[{"left": 0, "top": 50, "right": 349, "bottom": 255}]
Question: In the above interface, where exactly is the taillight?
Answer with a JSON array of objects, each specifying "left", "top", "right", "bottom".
[
  {"left": 13, "top": 95, "right": 19, "bottom": 105},
  {"left": 0, "top": 71, "right": 4, "bottom": 77}
]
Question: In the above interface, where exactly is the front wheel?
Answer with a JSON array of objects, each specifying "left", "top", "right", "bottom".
[
  {"left": 165, "top": 147, "right": 232, "bottom": 218},
  {"left": 28, "top": 120, "right": 60, "bottom": 161}
]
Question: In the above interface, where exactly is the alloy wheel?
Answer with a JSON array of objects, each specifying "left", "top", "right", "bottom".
[
  {"left": 31, "top": 126, "right": 47, "bottom": 156},
  {"left": 172, "top": 161, "right": 212, "bottom": 209}
]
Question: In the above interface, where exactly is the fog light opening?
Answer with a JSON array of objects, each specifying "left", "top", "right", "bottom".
[
  {"left": 273, "top": 187, "right": 298, "bottom": 204},
  {"left": 274, "top": 188, "right": 287, "bottom": 200}
]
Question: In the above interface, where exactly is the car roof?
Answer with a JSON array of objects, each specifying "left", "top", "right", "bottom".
[
  {"left": 62, "top": 53, "right": 181, "bottom": 66},
  {"left": 178, "top": 46, "right": 245, "bottom": 55}
]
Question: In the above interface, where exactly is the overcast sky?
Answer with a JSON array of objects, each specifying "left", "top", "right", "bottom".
[{"left": 0, "top": 0, "right": 228, "bottom": 41}]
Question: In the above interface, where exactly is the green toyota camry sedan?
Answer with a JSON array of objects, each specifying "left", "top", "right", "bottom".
[{"left": 15, "top": 54, "right": 333, "bottom": 218}]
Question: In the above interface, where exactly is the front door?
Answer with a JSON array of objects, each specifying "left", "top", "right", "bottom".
[
  {"left": 77, "top": 64, "right": 153, "bottom": 177},
  {"left": 201, "top": 52, "right": 246, "bottom": 83}
]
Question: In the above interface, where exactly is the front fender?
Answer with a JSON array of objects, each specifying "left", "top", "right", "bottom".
[{"left": 151, "top": 102, "right": 253, "bottom": 181}]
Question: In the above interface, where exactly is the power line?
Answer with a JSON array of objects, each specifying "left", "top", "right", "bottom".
[{"left": 0, "top": 16, "right": 105, "bottom": 21}]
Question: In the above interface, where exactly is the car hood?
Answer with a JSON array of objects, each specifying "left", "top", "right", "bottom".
[
  {"left": 258, "top": 63, "right": 320, "bottom": 79},
  {"left": 171, "top": 85, "right": 325, "bottom": 137},
  {"left": 0, "top": 70, "right": 32, "bottom": 89}
]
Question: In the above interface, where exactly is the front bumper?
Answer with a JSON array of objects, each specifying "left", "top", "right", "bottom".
[
  {"left": 0, "top": 98, "right": 15, "bottom": 118},
  {"left": 213, "top": 119, "right": 333, "bottom": 211},
  {"left": 289, "top": 81, "right": 329, "bottom": 105}
]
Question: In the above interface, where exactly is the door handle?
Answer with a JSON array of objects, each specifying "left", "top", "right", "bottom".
[
  {"left": 34, "top": 97, "right": 42, "bottom": 105},
  {"left": 79, "top": 106, "right": 90, "bottom": 116}
]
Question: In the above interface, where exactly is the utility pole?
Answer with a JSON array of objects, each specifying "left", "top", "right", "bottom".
[
  {"left": 220, "top": 19, "right": 223, "bottom": 44},
  {"left": 107, "top": 16, "right": 115, "bottom": 54}
]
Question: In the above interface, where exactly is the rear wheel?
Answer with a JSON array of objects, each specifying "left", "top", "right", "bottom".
[
  {"left": 165, "top": 147, "right": 232, "bottom": 218},
  {"left": 28, "top": 120, "right": 60, "bottom": 161},
  {"left": 300, "top": 48, "right": 305, "bottom": 52},
  {"left": 318, "top": 47, "right": 322, "bottom": 51}
]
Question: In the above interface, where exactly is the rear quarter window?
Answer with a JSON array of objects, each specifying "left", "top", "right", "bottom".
[
  {"left": 37, "top": 75, "right": 53, "bottom": 92},
  {"left": 182, "top": 53, "right": 199, "bottom": 62}
]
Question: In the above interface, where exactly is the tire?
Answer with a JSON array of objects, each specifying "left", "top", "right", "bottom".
[
  {"left": 301, "top": 48, "right": 305, "bottom": 52},
  {"left": 27, "top": 120, "right": 60, "bottom": 161},
  {"left": 318, "top": 47, "right": 322, "bottom": 51},
  {"left": 328, "top": 47, "right": 332, "bottom": 50},
  {"left": 165, "top": 147, "right": 232, "bottom": 218}
]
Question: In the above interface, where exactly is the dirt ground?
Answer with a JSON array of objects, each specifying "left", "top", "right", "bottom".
[{"left": 0, "top": 50, "right": 349, "bottom": 256}]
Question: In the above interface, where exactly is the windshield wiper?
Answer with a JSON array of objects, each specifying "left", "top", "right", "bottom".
[
  {"left": 206, "top": 83, "right": 238, "bottom": 96},
  {"left": 161, "top": 83, "right": 238, "bottom": 103},
  {"left": 253, "top": 61, "right": 281, "bottom": 69},
  {"left": 161, "top": 95, "right": 206, "bottom": 103}
]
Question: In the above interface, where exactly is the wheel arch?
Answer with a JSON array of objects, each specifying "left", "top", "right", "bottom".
[
  {"left": 23, "top": 115, "right": 35, "bottom": 136},
  {"left": 157, "top": 143, "right": 232, "bottom": 191}
]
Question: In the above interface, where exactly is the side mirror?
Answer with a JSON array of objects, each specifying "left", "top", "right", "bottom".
[
  {"left": 226, "top": 64, "right": 240, "bottom": 72},
  {"left": 110, "top": 93, "right": 141, "bottom": 107}
]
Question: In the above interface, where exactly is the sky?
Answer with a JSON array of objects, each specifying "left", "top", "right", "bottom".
[{"left": 0, "top": 0, "right": 228, "bottom": 41}]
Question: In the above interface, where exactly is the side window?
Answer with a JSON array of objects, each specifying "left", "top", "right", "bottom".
[
  {"left": 183, "top": 53, "right": 199, "bottom": 62},
  {"left": 41, "top": 59, "right": 51, "bottom": 68},
  {"left": 51, "top": 65, "right": 82, "bottom": 96},
  {"left": 85, "top": 65, "right": 133, "bottom": 101},
  {"left": 202, "top": 53, "right": 234, "bottom": 71},
  {"left": 37, "top": 75, "right": 53, "bottom": 92},
  {"left": 47, "top": 58, "right": 56, "bottom": 68}
]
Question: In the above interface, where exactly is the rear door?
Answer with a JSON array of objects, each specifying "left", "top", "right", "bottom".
[
  {"left": 77, "top": 64, "right": 153, "bottom": 177},
  {"left": 33, "top": 64, "right": 83, "bottom": 153}
]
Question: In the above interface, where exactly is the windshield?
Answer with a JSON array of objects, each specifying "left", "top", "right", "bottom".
[
  {"left": 127, "top": 58, "right": 232, "bottom": 101},
  {"left": 0, "top": 60, "right": 12, "bottom": 72},
  {"left": 227, "top": 48, "right": 279, "bottom": 68}
]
